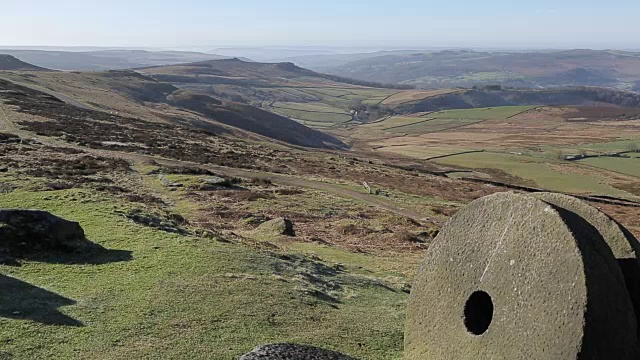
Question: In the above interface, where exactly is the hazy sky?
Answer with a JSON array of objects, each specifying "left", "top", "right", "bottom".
[{"left": 1, "top": 0, "right": 639, "bottom": 49}]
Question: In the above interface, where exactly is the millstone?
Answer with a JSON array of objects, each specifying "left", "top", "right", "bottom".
[
  {"left": 240, "top": 343, "right": 357, "bottom": 360},
  {"left": 533, "top": 192, "right": 640, "bottom": 333},
  {"left": 405, "top": 192, "right": 638, "bottom": 359}
]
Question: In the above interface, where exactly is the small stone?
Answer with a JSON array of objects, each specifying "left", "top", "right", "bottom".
[{"left": 257, "top": 218, "right": 295, "bottom": 237}]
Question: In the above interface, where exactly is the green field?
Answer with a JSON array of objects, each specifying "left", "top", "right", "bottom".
[
  {"left": 259, "top": 87, "right": 398, "bottom": 126},
  {"left": 576, "top": 139, "right": 640, "bottom": 153},
  {"left": 364, "top": 106, "right": 536, "bottom": 134},
  {"left": 268, "top": 107, "right": 352, "bottom": 125},
  {"left": 271, "top": 101, "right": 349, "bottom": 114},
  {"left": 0, "top": 188, "right": 409, "bottom": 360},
  {"left": 433, "top": 152, "right": 631, "bottom": 196},
  {"left": 579, "top": 157, "right": 640, "bottom": 177}
]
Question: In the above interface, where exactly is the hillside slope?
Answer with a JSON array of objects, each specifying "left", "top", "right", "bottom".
[
  {"left": 326, "top": 49, "right": 640, "bottom": 89},
  {"left": 0, "top": 70, "right": 347, "bottom": 149},
  {"left": 0, "top": 54, "right": 48, "bottom": 71},
  {"left": 393, "top": 87, "right": 640, "bottom": 113},
  {"left": 168, "top": 90, "right": 347, "bottom": 149}
]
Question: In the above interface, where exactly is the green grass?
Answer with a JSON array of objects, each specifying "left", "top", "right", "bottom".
[
  {"left": 271, "top": 102, "right": 349, "bottom": 114},
  {"left": 0, "top": 189, "right": 408, "bottom": 360},
  {"left": 575, "top": 139, "right": 640, "bottom": 153},
  {"left": 433, "top": 152, "right": 631, "bottom": 196},
  {"left": 269, "top": 107, "right": 351, "bottom": 124},
  {"left": 578, "top": 157, "right": 640, "bottom": 177}
]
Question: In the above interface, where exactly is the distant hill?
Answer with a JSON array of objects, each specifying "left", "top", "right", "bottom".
[
  {"left": 0, "top": 54, "right": 48, "bottom": 71},
  {"left": 0, "top": 49, "right": 229, "bottom": 71},
  {"left": 323, "top": 49, "right": 640, "bottom": 90},
  {"left": 140, "top": 58, "right": 412, "bottom": 89},
  {"left": 167, "top": 89, "right": 347, "bottom": 149},
  {"left": 141, "top": 58, "right": 321, "bottom": 80},
  {"left": 392, "top": 87, "right": 640, "bottom": 113}
]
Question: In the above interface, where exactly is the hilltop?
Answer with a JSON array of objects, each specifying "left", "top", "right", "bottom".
[
  {"left": 0, "top": 49, "right": 229, "bottom": 71},
  {"left": 0, "top": 54, "right": 48, "bottom": 71}
]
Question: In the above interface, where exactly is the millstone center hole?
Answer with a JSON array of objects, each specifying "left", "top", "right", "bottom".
[{"left": 464, "top": 291, "right": 494, "bottom": 335}]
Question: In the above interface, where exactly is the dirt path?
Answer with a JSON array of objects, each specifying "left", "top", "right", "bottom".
[{"left": 0, "top": 104, "right": 12, "bottom": 132}]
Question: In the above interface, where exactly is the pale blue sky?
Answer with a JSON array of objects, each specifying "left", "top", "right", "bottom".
[{"left": 1, "top": 0, "right": 639, "bottom": 49}]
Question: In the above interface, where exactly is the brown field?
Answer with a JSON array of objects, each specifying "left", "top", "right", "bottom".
[{"left": 381, "top": 89, "right": 460, "bottom": 105}]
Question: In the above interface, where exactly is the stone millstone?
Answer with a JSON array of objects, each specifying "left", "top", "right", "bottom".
[
  {"left": 405, "top": 192, "right": 638, "bottom": 360},
  {"left": 240, "top": 343, "right": 358, "bottom": 360},
  {"left": 533, "top": 191, "right": 640, "bottom": 334}
]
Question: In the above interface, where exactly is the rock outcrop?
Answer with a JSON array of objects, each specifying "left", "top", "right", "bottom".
[
  {"left": 257, "top": 218, "right": 295, "bottom": 237},
  {"left": 240, "top": 343, "right": 357, "bottom": 360},
  {"left": 0, "top": 209, "right": 100, "bottom": 259}
]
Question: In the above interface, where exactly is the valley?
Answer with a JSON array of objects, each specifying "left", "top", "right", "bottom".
[{"left": 1, "top": 54, "right": 639, "bottom": 360}]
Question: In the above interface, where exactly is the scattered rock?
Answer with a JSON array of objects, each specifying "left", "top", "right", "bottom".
[
  {"left": 240, "top": 343, "right": 358, "bottom": 360},
  {"left": 0, "top": 209, "right": 101, "bottom": 258},
  {"left": 258, "top": 218, "right": 295, "bottom": 236},
  {"left": 203, "top": 176, "right": 230, "bottom": 186},
  {"left": 116, "top": 209, "right": 188, "bottom": 235},
  {"left": 241, "top": 213, "right": 271, "bottom": 226},
  {"left": 0, "top": 183, "right": 16, "bottom": 194},
  {"left": 158, "top": 175, "right": 183, "bottom": 190}
]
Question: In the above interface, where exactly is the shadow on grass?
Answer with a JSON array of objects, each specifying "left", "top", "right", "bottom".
[
  {"left": 0, "top": 274, "right": 83, "bottom": 326},
  {"left": 23, "top": 247, "right": 133, "bottom": 265}
]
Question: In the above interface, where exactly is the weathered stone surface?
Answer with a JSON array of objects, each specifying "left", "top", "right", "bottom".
[
  {"left": 203, "top": 176, "right": 230, "bottom": 186},
  {"left": 240, "top": 343, "right": 357, "bottom": 360},
  {"left": 534, "top": 191, "right": 640, "bottom": 334},
  {"left": 257, "top": 218, "right": 295, "bottom": 236},
  {"left": 0, "top": 209, "right": 98, "bottom": 258},
  {"left": 405, "top": 192, "right": 638, "bottom": 360}
]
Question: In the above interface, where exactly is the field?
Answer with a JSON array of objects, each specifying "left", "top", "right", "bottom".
[
  {"left": 426, "top": 106, "right": 535, "bottom": 120},
  {"left": 374, "top": 145, "right": 470, "bottom": 160},
  {"left": 363, "top": 106, "right": 536, "bottom": 135},
  {"left": 267, "top": 101, "right": 352, "bottom": 126},
  {"left": 433, "top": 152, "right": 631, "bottom": 196},
  {"left": 365, "top": 115, "right": 428, "bottom": 130},
  {"left": 386, "top": 118, "right": 483, "bottom": 134},
  {"left": 380, "top": 89, "right": 459, "bottom": 106},
  {"left": 579, "top": 157, "right": 640, "bottom": 177},
  {"left": 344, "top": 106, "right": 640, "bottom": 199}
]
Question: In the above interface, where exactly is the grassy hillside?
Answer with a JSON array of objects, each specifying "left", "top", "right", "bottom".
[
  {"left": 0, "top": 71, "right": 347, "bottom": 150},
  {"left": 393, "top": 88, "right": 640, "bottom": 113},
  {"left": 0, "top": 54, "right": 48, "bottom": 71}
]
